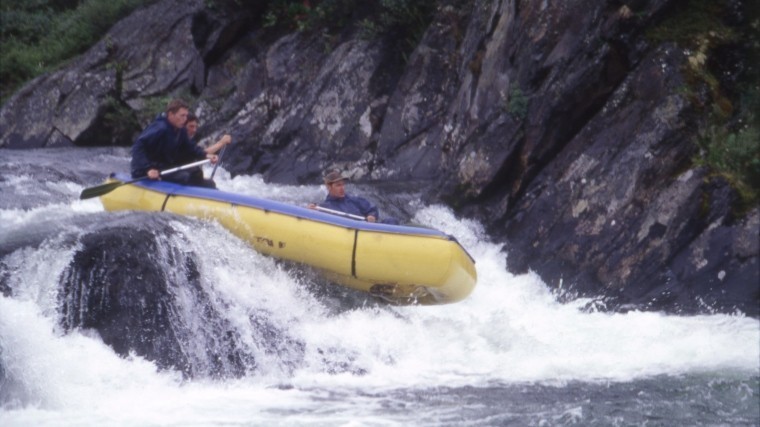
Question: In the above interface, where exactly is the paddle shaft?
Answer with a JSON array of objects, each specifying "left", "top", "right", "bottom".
[
  {"left": 79, "top": 159, "right": 211, "bottom": 200},
  {"left": 128, "top": 159, "right": 212, "bottom": 183},
  {"left": 156, "top": 159, "right": 211, "bottom": 177},
  {"left": 314, "top": 205, "right": 366, "bottom": 221},
  {"left": 210, "top": 145, "right": 226, "bottom": 179}
]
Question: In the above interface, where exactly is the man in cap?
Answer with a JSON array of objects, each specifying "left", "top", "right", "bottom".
[{"left": 309, "top": 169, "right": 380, "bottom": 222}]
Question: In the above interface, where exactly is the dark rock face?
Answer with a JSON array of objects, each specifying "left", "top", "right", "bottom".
[
  {"left": 57, "top": 216, "right": 260, "bottom": 378},
  {"left": 1, "top": 0, "right": 757, "bottom": 315}
]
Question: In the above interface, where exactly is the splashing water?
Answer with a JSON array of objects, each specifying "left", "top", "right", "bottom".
[{"left": 0, "top": 158, "right": 757, "bottom": 426}]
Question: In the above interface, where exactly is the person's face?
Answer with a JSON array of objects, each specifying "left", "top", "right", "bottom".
[
  {"left": 167, "top": 108, "right": 189, "bottom": 129},
  {"left": 327, "top": 180, "right": 346, "bottom": 198},
  {"left": 186, "top": 120, "right": 198, "bottom": 138}
]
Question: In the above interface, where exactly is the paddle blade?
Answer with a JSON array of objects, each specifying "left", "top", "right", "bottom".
[{"left": 79, "top": 181, "right": 125, "bottom": 200}]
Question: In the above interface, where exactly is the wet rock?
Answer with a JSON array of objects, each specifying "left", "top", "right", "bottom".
[{"left": 58, "top": 214, "right": 255, "bottom": 378}]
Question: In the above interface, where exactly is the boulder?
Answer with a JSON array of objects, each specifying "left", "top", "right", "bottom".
[{"left": 58, "top": 214, "right": 256, "bottom": 377}]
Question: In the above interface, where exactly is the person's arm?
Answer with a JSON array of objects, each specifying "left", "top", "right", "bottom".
[
  {"left": 204, "top": 134, "right": 232, "bottom": 155},
  {"left": 365, "top": 203, "right": 379, "bottom": 223},
  {"left": 130, "top": 126, "right": 161, "bottom": 179},
  {"left": 354, "top": 196, "right": 379, "bottom": 223},
  {"left": 180, "top": 130, "right": 218, "bottom": 164},
  {"left": 316, "top": 196, "right": 333, "bottom": 210}
]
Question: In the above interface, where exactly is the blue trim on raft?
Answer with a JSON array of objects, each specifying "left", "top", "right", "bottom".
[{"left": 112, "top": 173, "right": 450, "bottom": 239}]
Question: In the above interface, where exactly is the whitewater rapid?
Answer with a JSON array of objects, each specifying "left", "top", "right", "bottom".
[{"left": 1, "top": 160, "right": 758, "bottom": 426}]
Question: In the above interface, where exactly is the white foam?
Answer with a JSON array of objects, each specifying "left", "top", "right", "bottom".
[{"left": 1, "top": 173, "right": 758, "bottom": 426}]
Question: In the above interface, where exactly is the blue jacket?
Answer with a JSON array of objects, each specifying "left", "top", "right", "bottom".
[
  {"left": 130, "top": 114, "right": 206, "bottom": 178},
  {"left": 319, "top": 194, "right": 379, "bottom": 219}
]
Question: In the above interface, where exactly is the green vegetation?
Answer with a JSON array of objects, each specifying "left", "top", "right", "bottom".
[
  {"left": 263, "top": 0, "right": 437, "bottom": 53},
  {"left": 506, "top": 87, "right": 528, "bottom": 119},
  {"left": 696, "top": 112, "right": 760, "bottom": 212},
  {"left": 263, "top": 0, "right": 356, "bottom": 33},
  {"left": 100, "top": 95, "right": 140, "bottom": 145},
  {"left": 646, "top": 0, "right": 737, "bottom": 47},
  {"left": 0, "top": 0, "right": 156, "bottom": 103},
  {"left": 647, "top": 0, "right": 760, "bottom": 209},
  {"left": 358, "top": 0, "right": 437, "bottom": 48}
]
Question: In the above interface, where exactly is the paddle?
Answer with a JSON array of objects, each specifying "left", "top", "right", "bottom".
[
  {"left": 210, "top": 145, "right": 226, "bottom": 179},
  {"left": 79, "top": 159, "right": 211, "bottom": 200},
  {"left": 314, "top": 205, "right": 366, "bottom": 221}
]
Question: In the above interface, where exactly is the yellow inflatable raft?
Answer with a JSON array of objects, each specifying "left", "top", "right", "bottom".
[{"left": 98, "top": 174, "right": 477, "bottom": 305}]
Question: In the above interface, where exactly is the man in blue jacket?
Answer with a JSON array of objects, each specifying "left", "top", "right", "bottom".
[
  {"left": 130, "top": 99, "right": 219, "bottom": 188},
  {"left": 310, "top": 169, "right": 398, "bottom": 224}
]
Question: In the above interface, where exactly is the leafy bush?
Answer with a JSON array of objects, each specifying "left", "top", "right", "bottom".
[{"left": 0, "top": 0, "right": 156, "bottom": 103}]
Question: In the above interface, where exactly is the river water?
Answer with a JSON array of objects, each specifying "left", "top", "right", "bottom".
[{"left": 1, "top": 148, "right": 758, "bottom": 426}]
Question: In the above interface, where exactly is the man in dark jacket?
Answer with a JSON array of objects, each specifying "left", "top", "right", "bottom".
[
  {"left": 130, "top": 99, "right": 219, "bottom": 188},
  {"left": 310, "top": 169, "right": 398, "bottom": 224}
]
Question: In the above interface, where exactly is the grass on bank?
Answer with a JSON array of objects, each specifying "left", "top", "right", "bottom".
[{"left": 0, "top": 0, "right": 157, "bottom": 103}]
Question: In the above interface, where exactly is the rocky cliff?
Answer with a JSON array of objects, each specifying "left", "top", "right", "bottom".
[{"left": 1, "top": 0, "right": 757, "bottom": 315}]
